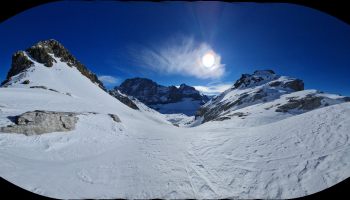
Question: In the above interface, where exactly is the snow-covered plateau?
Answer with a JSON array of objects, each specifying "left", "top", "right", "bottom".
[{"left": 0, "top": 40, "right": 349, "bottom": 199}]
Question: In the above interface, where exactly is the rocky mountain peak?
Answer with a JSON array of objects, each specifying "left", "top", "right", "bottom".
[
  {"left": 2, "top": 39, "right": 105, "bottom": 90},
  {"left": 179, "top": 83, "right": 193, "bottom": 90},
  {"left": 233, "top": 69, "right": 278, "bottom": 89},
  {"left": 196, "top": 70, "right": 306, "bottom": 123}
]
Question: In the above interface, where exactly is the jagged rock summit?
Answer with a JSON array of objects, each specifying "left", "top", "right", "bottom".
[
  {"left": 2, "top": 39, "right": 105, "bottom": 90},
  {"left": 232, "top": 70, "right": 304, "bottom": 91}
]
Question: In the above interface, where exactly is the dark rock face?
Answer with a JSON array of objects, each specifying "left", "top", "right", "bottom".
[
  {"left": 27, "top": 45, "right": 56, "bottom": 67},
  {"left": 6, "top": 51, "right": 34, "bottom": 80},
  {"left": 195, "top": 91, "right": 261, "bottom": 123},
  {"left": 233, "top": 70, "right": 276, "bottom": 89},
  {"left": 2, "top": 39, "right": 105, "bottom": 90},
  {"left": 269, "top": 79, "right": 304, "bottom": 91},
  {"left": 21, "top": 80, "right": 30, "bottom": 84},
  {"left": 343, "top": 97, "right": 350, "bottom": 102},
  {"left": 269, "top": 81, "right": 282, "bottom": 87},
  {"left": 109, "top": 90, "right": 139, "bottom": 110},
  {"left": 116, "top": 77, "right": 209, "bottom": 106},
  {"left": 275, "top": 95, "right": 323, "bottom": 113},
  {"left": 0, "top": 110, "right": 78, "bottom": 135},
  {"left": 117, "top": 78, "right": 159, "bottom": 104},
  {"left": 108, "top": 114, "right": 121, "bottom": 122},
  {"left": 283, "top": 79, "right": 304, "bottom": 91}
]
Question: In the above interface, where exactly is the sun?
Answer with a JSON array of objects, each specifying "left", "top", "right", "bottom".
[{"left": 202, "top": 52, "right": 216, "bottom": 68}]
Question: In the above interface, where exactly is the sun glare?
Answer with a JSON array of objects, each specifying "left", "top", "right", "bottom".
[{"left": 202, "top": 52, "right": 215, "bottom": 68}]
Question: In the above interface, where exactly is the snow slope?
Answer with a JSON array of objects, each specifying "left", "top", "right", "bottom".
[
  {"left": 1, "top": 43, "right": 350, "bottom": 198},
  {"left": 1, "top": 87, "right": 350, "bottom": 198}
]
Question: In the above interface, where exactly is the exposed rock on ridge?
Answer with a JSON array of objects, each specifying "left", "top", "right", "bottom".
[{"left": 109, "top": 89, "right": 139, "bottom": 110}]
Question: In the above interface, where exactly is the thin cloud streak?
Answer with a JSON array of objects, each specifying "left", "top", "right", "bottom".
[
  {"left": 128, "top": 36, "right": 225, "bottom": 79},
  {"left": 98, "top": 75, "right": 119, "bottom": 86}
]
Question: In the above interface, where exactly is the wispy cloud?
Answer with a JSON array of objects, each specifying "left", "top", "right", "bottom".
[
  {"left": 98, "top": 75, "right": 119, "bottom": 86},
  {"left": 128, "top": 36, "right": 225, "bottom": 79},
  {"left": 193, "top": 83, "right": 232, "bottom": 96}
]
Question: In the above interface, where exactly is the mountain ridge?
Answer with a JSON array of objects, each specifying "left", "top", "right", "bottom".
[
  {"left": 112, "top": 77, "right": 209, "bottom": 115},
  {"left": 194, "top": 69, "right": 349, "bottom": 125}
]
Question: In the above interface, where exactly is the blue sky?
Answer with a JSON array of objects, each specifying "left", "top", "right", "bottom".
[{"left": 0, "top": 1, "right": 350, "bottom": 95}]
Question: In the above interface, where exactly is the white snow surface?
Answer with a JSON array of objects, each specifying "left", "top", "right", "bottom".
[
  {"left": 1, "top": 56, "right": 350, "bottom": 198},
  {"left": 164, "top": 113, "right": 195, "bottom": 127}
]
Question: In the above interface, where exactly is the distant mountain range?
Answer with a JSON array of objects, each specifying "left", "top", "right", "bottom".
[{"left": 111, "top": 78, "right": 209, "bottom": 116}]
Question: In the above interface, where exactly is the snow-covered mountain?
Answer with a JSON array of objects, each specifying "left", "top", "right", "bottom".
[
  {"left": 1, "top": 39, "right": 105, "bottom": 91},
  {"left": 194, "top": 70, "right": 350, "bottom": 126},
  {"left": 1, "top": 40, "right": 350, "bottom": 199},
  {"left": 113, "top": 78, "right": 209, "bottom": 116}
]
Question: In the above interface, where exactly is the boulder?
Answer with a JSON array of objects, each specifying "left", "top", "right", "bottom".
[{"left": 0, "top": 110, "right": 78, "bottom": 135}]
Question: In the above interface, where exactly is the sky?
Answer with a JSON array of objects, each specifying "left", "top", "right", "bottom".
[{"left": 0, "top": 1, "right": 350, "bottom": 95}]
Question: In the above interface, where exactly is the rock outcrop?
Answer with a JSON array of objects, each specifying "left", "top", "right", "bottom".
[
  {"left": 108, "top": 114, "right": 121, "bottom": 122},
  {"left": 276, "top": 95, "right": 325, "bottom": 113},
  {"left": 0, "top": 110, "right": 78, "bottom": 135},
  {"left": 109, "top": 89, "right": 139, "bottom": 110},
  {"left": 1, "top": 51, "right": 34, "bottom": 86}
]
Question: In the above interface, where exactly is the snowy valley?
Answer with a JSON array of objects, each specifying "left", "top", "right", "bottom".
[{"left": 0, "top": 39, "right": 350, "bottom": 199}]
